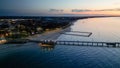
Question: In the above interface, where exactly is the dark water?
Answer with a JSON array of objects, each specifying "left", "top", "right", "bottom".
[{"left": 1, "top": 17, "right": 120, "bottom": 68}]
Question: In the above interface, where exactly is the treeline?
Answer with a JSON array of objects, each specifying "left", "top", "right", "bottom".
[
  {"left": 15, "top": 19, "right": 70, "bottom": 35},
  {"left": 40, "top": 21, "right": 69, "bottom": 30}
]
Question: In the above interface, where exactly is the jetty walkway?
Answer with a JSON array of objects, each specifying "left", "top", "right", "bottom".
[
  {"left": 33, "top": 40, "right": 120, "bottom": 47},
  {"left": 7, "top": 39, "right": 120, "bottom": 48}
]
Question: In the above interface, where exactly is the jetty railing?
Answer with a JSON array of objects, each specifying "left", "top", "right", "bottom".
[
  {"left": 4, "top": 39, "right": 120, "bottom": 48},
  {"left": 29, "top": 40, "right": 120, "bottom": 48}
]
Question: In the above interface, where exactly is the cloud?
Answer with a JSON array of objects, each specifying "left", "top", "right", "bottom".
[
  {"left": 72, "top": 9, "right": 92, "bottom": 12},
  {"left": 71, "top": 8, "right": 120, "bottom": 12},
  {"left": 96, "top": 9, "right": 120, "bottom": 11},
  {"left": 49, "top": 9, "right": 64, "bottom": 12}
]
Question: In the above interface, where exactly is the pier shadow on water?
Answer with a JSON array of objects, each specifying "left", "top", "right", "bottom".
[{"left": 0, "top": 42, "right": 120, "bottom": 68}]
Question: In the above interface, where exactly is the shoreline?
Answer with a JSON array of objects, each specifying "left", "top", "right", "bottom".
[
  {"left": 1, "top": 17, "right": 87, "bottom": 44},
  {"left": 27, "top": 25, "right": 71, "bottom": 41},
  {"left": 1, "top": 20, "right": 73, "bottom": 44},
  {"left": 1, "top": 27, "right": 71, "bottom": 44},
  {"left": 26, "top": 21, "right": 73, "bottom": 41}
]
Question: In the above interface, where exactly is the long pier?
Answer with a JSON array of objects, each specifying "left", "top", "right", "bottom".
[
  {"left": 5, "top": 39, "right": 120, "bottom": 48},
  {"left": 29, "top": 40, "right": 120, "bottom": 48}
]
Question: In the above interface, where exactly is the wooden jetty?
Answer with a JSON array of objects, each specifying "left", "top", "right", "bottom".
[
  {"left": 29, "top": 40, "right": 120, "bottom": 48},
  {"left": 61, "top": 31, "right": 92, "bottom": 37},
  {"left": 56, "top": 41, "right": 120, "bottom": 48},
  {"left": 5, "top": 39, "right": 120, "bottom": 48}
]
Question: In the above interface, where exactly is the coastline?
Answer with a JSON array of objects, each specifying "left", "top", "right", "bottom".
[
  {"left": 27, "top": 26, "right": 71, "bottom": 41},
  {"left": 26, "top": 21, "right": 73, "bottom": 41},
  {"left": 2, "top": 20, "right": 73, "bottom": 44}
]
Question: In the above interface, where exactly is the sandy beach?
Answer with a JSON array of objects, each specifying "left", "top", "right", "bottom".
[
  {"left": 26, "top": 21, "right": 73, "bottom": 41},
  {"left": 27, "top": 27, "right": 71, "bottom": 41}
]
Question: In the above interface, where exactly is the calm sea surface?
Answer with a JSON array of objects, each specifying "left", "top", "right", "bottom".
[{"left": 1, "top": 17, "right": 120, "bottom": 68}]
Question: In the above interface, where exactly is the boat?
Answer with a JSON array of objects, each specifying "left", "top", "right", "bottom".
[{"left": 0, "top": 38, "right": 7, "bottom": 44}]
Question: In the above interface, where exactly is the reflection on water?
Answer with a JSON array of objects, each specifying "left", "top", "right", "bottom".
[
  {"left": 61, "top": 17, "right": 120, "bottom": 42},
  {"left": 38, "top": 43, "right": 55, "bottom": 51},
  {"left": 1, "top": 17, "right": 120, "bottom": 68}
]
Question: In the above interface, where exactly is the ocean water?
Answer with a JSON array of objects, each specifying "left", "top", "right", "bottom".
[{"left": 1, "top": 17, "right": 120, "bottom": 68}]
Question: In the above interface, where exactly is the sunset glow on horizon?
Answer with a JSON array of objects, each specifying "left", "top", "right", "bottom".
[
  {"left": 71, "top": 11, "right": 120, "bottom": 16},
  {"left": 1, "top": 0, "right": 120, "bottom": 16}
]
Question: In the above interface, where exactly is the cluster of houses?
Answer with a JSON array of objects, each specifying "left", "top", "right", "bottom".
[
  {"left": 0, "top": 21, "right": 11, "bottom": 38},
  {"left": 0, "top": 17, "right": 78, "bottom": 40}
]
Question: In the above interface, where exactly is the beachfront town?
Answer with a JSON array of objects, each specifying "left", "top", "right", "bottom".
[{"left": 0, "top": 17, "right": 79, "bottom": 42}]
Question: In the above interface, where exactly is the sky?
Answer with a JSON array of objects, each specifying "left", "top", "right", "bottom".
[{"left": 1, "top": 0, "right": 120, "bottom": 16}]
